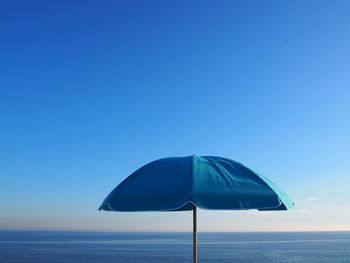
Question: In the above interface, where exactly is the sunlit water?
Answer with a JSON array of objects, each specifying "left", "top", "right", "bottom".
[{"left": 1, "top": 231, "right": 350, "bottom": 262}]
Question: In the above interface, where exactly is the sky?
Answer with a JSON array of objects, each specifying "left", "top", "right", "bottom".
[{"left": 0, "top": 0, "right": 349, "bottom": 232}]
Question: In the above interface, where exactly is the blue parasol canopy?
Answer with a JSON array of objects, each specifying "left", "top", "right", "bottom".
[{"left": 99, "top": 155, "right": 293, "bottom": 212}]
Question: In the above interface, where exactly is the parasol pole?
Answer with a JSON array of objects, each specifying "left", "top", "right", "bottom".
[{"left": 193, "top": 206, "right": 197, "bottom": 263}]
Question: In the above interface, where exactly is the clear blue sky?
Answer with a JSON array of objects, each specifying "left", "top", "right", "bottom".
[{"left": 1, "top": 0, "right": 349, "bottom": 232}]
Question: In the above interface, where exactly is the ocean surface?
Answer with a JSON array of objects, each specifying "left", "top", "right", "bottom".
[{"left": 0, "top": 231, "right": 349, "bottom": 263}]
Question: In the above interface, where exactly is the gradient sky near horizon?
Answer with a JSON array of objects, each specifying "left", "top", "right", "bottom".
[{"left": 1, "top": 0, "right": 350, "bottom": 232}]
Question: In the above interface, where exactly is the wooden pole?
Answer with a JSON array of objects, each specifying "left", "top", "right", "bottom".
[{"left": 193, "top": 206, "right": 197, "bottom": 263}]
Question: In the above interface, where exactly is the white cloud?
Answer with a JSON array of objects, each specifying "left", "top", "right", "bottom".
[
  {"left": 306, "top": 197, "right": 319, "bottom": 201},
  {"left": 298, "top": 209, "right": 307, "bottom": 213},
  {"left": 318, "top": 188, "right": 332, "bottom": 195}
]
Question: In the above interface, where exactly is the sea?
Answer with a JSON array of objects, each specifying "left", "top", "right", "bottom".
[{"left": 0, "top": 231, "right": 349, "bottom": 263}]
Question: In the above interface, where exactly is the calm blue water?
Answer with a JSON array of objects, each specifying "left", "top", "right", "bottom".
[{"left": 0, "top": 231, "right": 350, "bottom": 263}]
